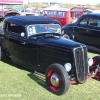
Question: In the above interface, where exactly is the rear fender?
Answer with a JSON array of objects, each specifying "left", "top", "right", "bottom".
[
  {"left": 0, "top": 38, "right": 11, "bottom": 56},
  {"left": 63, "top": 28, "right": 75, "bottom": 40}
]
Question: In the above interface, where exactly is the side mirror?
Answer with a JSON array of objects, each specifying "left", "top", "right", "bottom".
[{"left": 21, "top": 32, "right": 25, "bottom": 37}]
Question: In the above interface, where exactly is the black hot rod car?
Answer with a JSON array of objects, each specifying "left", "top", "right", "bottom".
[{"left": 0, "top": 16, "right": 99, "bottom": 95}]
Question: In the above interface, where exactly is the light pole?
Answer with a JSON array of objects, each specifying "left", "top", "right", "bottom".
[
  {"left": 70, "top": 2, "right": 71, "bottom": 8},
  {"left": 28, "top": 0, "right": 30, "bottom": 4}
]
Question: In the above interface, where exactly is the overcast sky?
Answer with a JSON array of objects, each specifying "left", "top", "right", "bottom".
[{"left": 23, "top": 0, "right": 100, "bottom": 5}]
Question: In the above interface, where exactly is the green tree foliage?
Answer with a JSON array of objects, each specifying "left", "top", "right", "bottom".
[
  {"left": 96, "top": 3, "right": 100, "bottom": 9},
  {"left": 59, "top": 3, "right": 71, "bottom": 8}
]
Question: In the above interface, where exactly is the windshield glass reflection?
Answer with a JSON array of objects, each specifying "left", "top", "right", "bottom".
[{"left": 27, "top": 24, "right": 61, "bottom": 36}]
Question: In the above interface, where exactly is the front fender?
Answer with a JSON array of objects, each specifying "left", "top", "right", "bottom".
[
  {"left": 62, "top": 28, "right": 75, "bottom": 40},
  {"left": 0, "top": 38, "right": 11, "bottom": 56}
]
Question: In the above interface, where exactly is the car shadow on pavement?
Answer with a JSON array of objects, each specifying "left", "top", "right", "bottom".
[
  {"left": 27, "top": 73, "right": 48, "bottom": 91},
  {"left": 1, "top": 53, "right": 33, "bottom": 73},
  {"left": 1, "top": 53, "right": 49, "bottom": 91}
]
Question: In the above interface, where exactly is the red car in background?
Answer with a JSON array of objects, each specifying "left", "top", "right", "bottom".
[
  {"left": 43, "top": 7, "right": 88, "bottom": 26},
  {"left": 0, "top": 10, "right": 20, "bottom": 21}
]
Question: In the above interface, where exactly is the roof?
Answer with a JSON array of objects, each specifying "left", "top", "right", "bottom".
[
  {"left": 83, "top": 13, "right": 100, "bottom": 18},
  {"left": 20, "top": 12, "right": 38, "bottom": 16},
  {"left": 4, "top": 16, "right": 60, "bottom": 26}
]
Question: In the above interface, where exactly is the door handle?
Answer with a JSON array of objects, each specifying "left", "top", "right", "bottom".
[
  {"left": 20, "top": 42, "right": 26, "bottom": 45},
  {"left": 86, "top": 30, "right": 89, "bottom": 32}
]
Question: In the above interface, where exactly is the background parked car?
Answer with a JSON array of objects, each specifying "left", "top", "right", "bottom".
[
  {"left": 0, "top": 10, "right": 20, "bottom": 21},
  {"left": 20, "top": 12, "right": 38, "bottom": 16},
  {"left": 4, "top": 11, "right": 20, "bottom": 17},
  {"left": 0, "top": 10, "right": 7, "bottom": 21},
  {"left": 62, "top": 13, "right": 100, "bottom": 54}
]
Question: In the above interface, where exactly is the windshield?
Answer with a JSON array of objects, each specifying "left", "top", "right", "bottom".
[{"left": 27, "top": 24, "right": 61, "bottom": 36}]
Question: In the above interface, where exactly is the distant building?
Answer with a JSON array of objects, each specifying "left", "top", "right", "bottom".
[
  {"left": 24, "top": 0, "right": 57, "bottom": 4},
  {"left": 29, "top": 2, "right": 57, "bottom": 4}
]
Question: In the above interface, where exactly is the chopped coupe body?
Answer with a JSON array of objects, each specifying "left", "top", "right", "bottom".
[{"left": 0, "top": 16, "right": 99, "bottom": 95}]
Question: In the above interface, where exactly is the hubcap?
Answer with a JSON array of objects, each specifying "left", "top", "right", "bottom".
[{"left": 50, "top": 73, "right": 60, "bottom": 87}]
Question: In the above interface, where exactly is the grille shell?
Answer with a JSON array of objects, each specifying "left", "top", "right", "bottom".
[{"left": 74, "top": 47, "right": 88, "bottom": 83}]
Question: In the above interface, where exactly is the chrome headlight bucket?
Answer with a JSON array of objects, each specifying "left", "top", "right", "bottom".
[
  {"left": 64, "top": 63, "right": 72, "bottom": 72},
  {"left": 88, "top": 58, "right": 93, "bottom": 67}
]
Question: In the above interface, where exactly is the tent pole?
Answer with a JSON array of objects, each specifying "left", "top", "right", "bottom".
[
  {"left": 23, "top": 3, "right": 25, "bottom": 12},
  {"left": 2, "top": 4, "right": 4, "bottom": 17}
]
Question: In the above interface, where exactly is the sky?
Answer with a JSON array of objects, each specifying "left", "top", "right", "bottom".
[{"left": 23, "top": 0, "right": 100, "bottom": 5}]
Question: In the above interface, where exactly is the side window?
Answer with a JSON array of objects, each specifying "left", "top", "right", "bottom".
[
  {"left": 0, "top": 21, "right": 5, "bottom": 34},
  {"left": 97, "top": 20, "right": 100, "bottom": 27},
  {"left": 7, "top": 22, "right": 25, "bottom": 33},
  {"left": 1, "top": 21, "right": 6, "bottom": 30},
  {"left": 48, "top": 11, "right": 56, "bottom": 16},
  {"left": 79, "top": 18, "right": 87, "bottom": 25},
  {"left": 88, "top": 18, "right": 98, "bottom": 27},
  {"left": 57, "top": 11, "right": 65, "bottom": 17},
  {"left": 71, "top": 12, "right": 76, "bottom": 18}
]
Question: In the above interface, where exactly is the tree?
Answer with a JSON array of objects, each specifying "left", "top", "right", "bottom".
[
  {"left": 59, "top": 3, "right": 70, "bottom": 8},
  {"left": 96, "top": 3, "right": 100, "bottom": 9}
]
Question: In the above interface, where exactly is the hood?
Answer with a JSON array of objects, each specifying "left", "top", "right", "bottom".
[
  {"left": 38, "top": 36, "right": 85, "bottom": 50},
  {"left": 62, "top": 22, "right": 76, "bottom": 30}
]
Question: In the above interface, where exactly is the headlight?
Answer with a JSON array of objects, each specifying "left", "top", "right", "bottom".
[
  {"left": 64, "top": 63, "right": 72, "bottom": 72},
  {"left": 88, "top": 58, "right": 93, "bottom": 66}
]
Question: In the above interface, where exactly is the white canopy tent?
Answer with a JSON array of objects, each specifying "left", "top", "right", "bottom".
[{"left": 43, "top": 4, "right": 67, "bottom": 11}]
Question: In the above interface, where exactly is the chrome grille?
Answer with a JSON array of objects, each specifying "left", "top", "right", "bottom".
[{"left": 74, "top": 47, "right": 88, "bottom": 83}]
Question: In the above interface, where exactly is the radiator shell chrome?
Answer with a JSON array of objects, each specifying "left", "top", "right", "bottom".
[{"left": 74, "top": 46, "right": 88, "bottom": 83}]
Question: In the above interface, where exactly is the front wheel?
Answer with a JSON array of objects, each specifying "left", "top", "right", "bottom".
[
  {"left": 46, "top": 63, "right": 70, "bottom": 95},
  {"left": 90, "top": 56, "right": 100, "bottom": 78}
]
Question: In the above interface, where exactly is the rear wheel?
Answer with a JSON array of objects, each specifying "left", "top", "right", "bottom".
[
  {"left": 63, "top": 34, "right": 70, "bottom": 39},
  {"left": 90, "top": 56, "right": 100, "bottom": 78},
  {"left": 46, "top": 63, "right": 70, "bottom": 95}
]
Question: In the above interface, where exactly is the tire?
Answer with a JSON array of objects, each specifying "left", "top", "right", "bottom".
[
  {"left": 63, "top": 34, "right": 70, "bottom": 39},
  {"left": 90, "top": 56, "right": 100, "bottom": 78},
  {"left": 46, "top": 63, "right": 70, "bottom": 95}
]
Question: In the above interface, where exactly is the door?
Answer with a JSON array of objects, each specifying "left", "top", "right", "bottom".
[
  {"left": 86, "top": 17, "right": 100, "bottom": 48},
  {"left": 3, "top": 22, "right": 38, "bottom": 70},
  {"left": 57, "top": 11, "right": 67, "bottom": 26},
  {"left": 74, "top": 16, "right": 100, "bottom": 50},
  {"left": 74, "top": 17, "right": 89, "bottom": 44}
]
